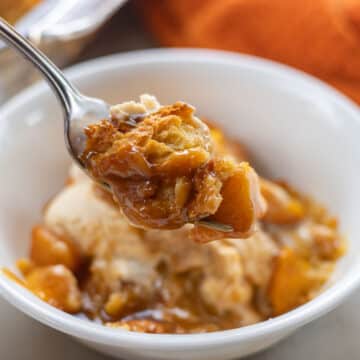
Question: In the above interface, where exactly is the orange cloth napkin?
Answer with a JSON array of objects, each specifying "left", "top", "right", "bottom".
[{"left": 138, "top": 0, "right": 360, "bottom": 105}]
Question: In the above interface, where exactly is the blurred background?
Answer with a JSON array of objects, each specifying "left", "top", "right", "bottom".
[{"left": 1, "top": 0, "right": 360, "bottom": 105}]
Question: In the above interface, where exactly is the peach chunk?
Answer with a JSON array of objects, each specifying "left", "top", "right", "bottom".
[
  {"left": 261, "top": 179, "right": 305, "bottom": 224},
  {"left": 16, "top": 258, "right": 35, "bottom": 276},
  {"left": 192, "top": 163, "right": 266, "bottom": 242},
  {"left": 25, "top": 265, "right": 81, "bottom": 313},
  {"left": 30, "top": 225, "right": 80, "bottom": 271},
  {"left": 268, "top": 248, "right": 320, "bottom": 315},
  {"left": 213, "top": 163, "right": 266, "bottom": 233}
]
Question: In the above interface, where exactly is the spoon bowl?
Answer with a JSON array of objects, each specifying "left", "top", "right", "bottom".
[{"left": 64, "top": 93, "right": 110, "bottom": 167}]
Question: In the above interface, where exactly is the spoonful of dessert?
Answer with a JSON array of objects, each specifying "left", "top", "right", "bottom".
[{"left": 0, "top": 18, "right": 266, "bottom": 240}]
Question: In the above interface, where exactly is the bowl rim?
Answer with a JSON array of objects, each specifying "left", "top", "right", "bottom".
[{"left": 0, "top": 48, "right": 360, "bottom": 349}]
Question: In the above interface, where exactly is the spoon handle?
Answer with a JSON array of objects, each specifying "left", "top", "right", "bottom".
[{"left": 0, "top": 18, "right": 77, "bottom": 118}]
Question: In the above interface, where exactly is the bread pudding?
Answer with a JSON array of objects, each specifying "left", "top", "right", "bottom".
[
  {"left": 82, "top": 95, "right": 266, "bottom": 241},
  {"left": 10, "top": 106, "right": 345, "bottom": 333}
]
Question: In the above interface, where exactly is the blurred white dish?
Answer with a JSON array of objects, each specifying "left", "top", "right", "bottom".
[
  {"left": 0, "top": 0, "right": 127, "bottom": 102},
  {"left": 0, "top": 49, "right": 359, "bottom": 360}
]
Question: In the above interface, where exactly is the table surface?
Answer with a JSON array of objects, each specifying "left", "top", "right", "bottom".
[{"left": 1, "top": 3, "right": 359, "bottom": 360}]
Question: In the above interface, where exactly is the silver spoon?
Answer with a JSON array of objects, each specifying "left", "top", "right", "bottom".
[{"left": 0, "top": 18, "right": 233, "bottom": 233}]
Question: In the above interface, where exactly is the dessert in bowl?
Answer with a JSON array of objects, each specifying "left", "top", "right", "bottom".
[
  {"left": 9, "top": 94, "right": 344, "bottom": 333},
  {"left": 0, "top": 49, "right": 359, "bottom": 359}
]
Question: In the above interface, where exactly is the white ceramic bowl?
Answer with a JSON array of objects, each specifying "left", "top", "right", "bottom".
[{"left": 0, "top": 49, "right": 360, "bottom": 360}]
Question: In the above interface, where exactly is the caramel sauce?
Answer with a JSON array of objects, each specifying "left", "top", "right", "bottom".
[{"left": 77, "top": 265, "right": 247, "bottom": 333}]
